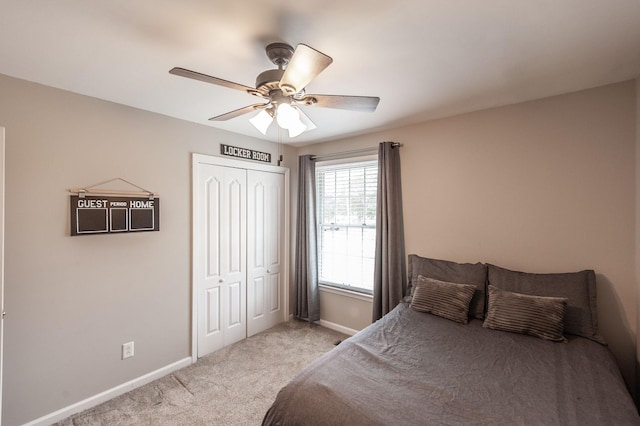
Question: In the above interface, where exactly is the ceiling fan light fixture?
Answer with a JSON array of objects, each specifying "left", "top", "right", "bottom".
[
  {"left": 250, "top": 103, "right": 309, "bottom": 137},
  {"left": 297, "top": 107, "right": 317, "bottom": 132},
  {"left": 276, "top": 103, "right": 302, "bottom": 129},
  {"left": 287, "top": 114, "right": 308, "bottom": 137},
  {"left": 249, "top": 109, "right": 274, "bottom": 135}
]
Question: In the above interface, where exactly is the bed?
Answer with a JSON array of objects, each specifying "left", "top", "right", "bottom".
[{"left": 263, "top": 256, "right": 640, "bottom": 425}]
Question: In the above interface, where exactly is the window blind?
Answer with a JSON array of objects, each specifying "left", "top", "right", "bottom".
[{"left": 316, "top": 160, "right": 378, "bottom": 293}]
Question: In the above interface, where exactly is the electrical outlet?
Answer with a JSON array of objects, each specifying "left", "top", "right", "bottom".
[{"left": 122, "top": 341, "right": 134, "bottom": 360}]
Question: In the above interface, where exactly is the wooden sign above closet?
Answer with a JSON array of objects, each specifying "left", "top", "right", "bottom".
[{"left": 220, "top": 144, "right": 271, "bottom": 163}]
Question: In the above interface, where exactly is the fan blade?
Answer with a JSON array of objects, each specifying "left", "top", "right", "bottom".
[
  {"left": 279, "top": 44, "right": 333, "bottom": 95},
  {"left": 209, "top": 104, "right": 269, "bottom": 121},
  {"left": 170, "top": 67, "right": 263, "bottom": 97},
  {"left": 298, "top": 94, "right": 380, "bottom": 112}
]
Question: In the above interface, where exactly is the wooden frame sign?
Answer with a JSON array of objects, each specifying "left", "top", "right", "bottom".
[{"left": 70, "top": 195, "right": 159, "bottom": 236}]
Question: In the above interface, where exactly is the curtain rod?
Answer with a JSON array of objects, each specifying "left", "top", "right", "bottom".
[{"left": 310, "top": 142, "right": 402, "bottom": 161}]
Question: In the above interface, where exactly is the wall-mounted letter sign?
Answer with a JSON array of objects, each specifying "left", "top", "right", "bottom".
[
  {"left": 70, "top": 195, "right": 160, "bottom": 236},
  {"left": 220, "top": 144, "right": 271, "bottom": 163}
]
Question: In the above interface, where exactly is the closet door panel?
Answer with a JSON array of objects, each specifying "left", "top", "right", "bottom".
[
  {"left": 267, "top": 182, "right": 281, "bottom": 270},
  {"left": 205, "top": 177, "right": 221, "bottom": 279},
  {"left": 206, "top": 287, "right": 221, "bottom": 335},
  {"left": 247, "top": 170, "right": 285, "bottom": 336},
  {"left": 196, "top": 164, "right": 246, "bottom": 356},
  {"left": 196, "top": 166, "right": 224, "bottom": 355},
  {"left": 220, "top": 167, "right": 247, "bottom": 347},
  {"left": 251, "top": 277, "right": 265, "bottom": 319},
  {"left": 247, "top": 174, "right": 267, "bottom": 336},
  {"left": 226, "top": 178, "right": 243, "bottom": 275},
  {"left": 266, "top": 173, "right": 285, "bottom": 329},
  {"left": 269, "top": 272, "right": 280, "bottom": 313},
  {"left": 252, "top": 182, "right": 265, "bottom": 269},
  {"left": 228, "top": 281, "right": 242, "bottom": 326}
]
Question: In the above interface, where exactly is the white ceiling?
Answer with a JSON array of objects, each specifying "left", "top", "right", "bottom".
[{"left": 1, "top": 1, "right": 639, "bottom": 146}]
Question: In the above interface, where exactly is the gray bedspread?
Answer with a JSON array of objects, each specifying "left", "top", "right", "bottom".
[{"left": 263, "top": 302, "right": 639, "bottom": 425}]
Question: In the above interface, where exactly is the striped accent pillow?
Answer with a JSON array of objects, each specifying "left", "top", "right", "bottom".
[
  {"left": 483, "top": 285, "right": 568, "bottom": 342},
  {"left": 410, "top": 276, "right": 476, "bottom": 324}
]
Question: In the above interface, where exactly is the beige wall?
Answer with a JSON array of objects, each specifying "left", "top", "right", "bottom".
[
  {"left": 0, "top": 73, "right": 296, "bottom": 426},
  {"left": 301, "top": 81, "right": 637, "bottom": 393}
]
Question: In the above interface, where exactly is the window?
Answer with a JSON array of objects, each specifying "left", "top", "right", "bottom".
[{"left": 316, "top": 159, "right": 378, "bottom": 294}]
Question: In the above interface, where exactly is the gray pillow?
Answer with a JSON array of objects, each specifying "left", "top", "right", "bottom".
[
  {"left": 487, "top": 264, "right": 604, "bottom": 343},
  {"left": 410, "top": 276, "right": 476, "bottom": 324},
  {"left": 408, "top": 255, "right": 487, "bottom": 319},
  {"left": 483, "top": 285, "right": 567, "bottom": 342}
]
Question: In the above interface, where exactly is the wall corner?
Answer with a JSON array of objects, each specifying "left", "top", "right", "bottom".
[{"left": 635, "top": 76, "right": 640, "bottom": 406}]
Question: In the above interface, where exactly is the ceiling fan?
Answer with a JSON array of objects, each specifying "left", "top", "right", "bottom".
[{"left": 170, "top": 42, "right": 380, "bottom": 137}]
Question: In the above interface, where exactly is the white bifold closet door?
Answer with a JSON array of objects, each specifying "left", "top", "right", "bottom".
[
  {"left": 196, "top": 164, "right": 247, "bottom": 357},
  {"left": 195, "top": 160, "right": 286, "bottom": 358},
  {"left": 247, "top": 170, "right": 285, "bottom": 337}
]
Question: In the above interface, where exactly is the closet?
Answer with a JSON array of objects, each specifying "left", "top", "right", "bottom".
[{"left": 193, "top": 154, "right": 288, "bottom": 358}]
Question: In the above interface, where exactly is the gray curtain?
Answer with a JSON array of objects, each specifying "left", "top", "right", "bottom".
[
  {"left": 373, "top": 142, "right": 406, "bottom": 321},
  {"left": 294, "top": 155, "right": 320, "bottom": 322}
]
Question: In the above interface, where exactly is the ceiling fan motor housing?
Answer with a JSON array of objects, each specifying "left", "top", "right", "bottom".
[
  {"left": 255, "top": 68, "right": 285, "bottom": 96},
  {"left": 255, "top": 43, "right": 296, "bottom": 96}
]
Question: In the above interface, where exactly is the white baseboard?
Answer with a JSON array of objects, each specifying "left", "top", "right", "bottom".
[
  {"left": 289, "top": 314, "right": 360, "bottom": 337},
  {"left": 318, "top": 319, "right": 359, "bottom": 336},
  {"left": 23, "top": 357, "right": 192, "bottom": 426}
]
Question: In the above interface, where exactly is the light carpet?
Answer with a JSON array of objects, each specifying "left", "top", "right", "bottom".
[{"left": 54, "top": 320, "right": 347, "bottom": 426}]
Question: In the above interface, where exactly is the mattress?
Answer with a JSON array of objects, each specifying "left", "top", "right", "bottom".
[{"left": 263, "top": 302, "right": 639, "bottom": 425}]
